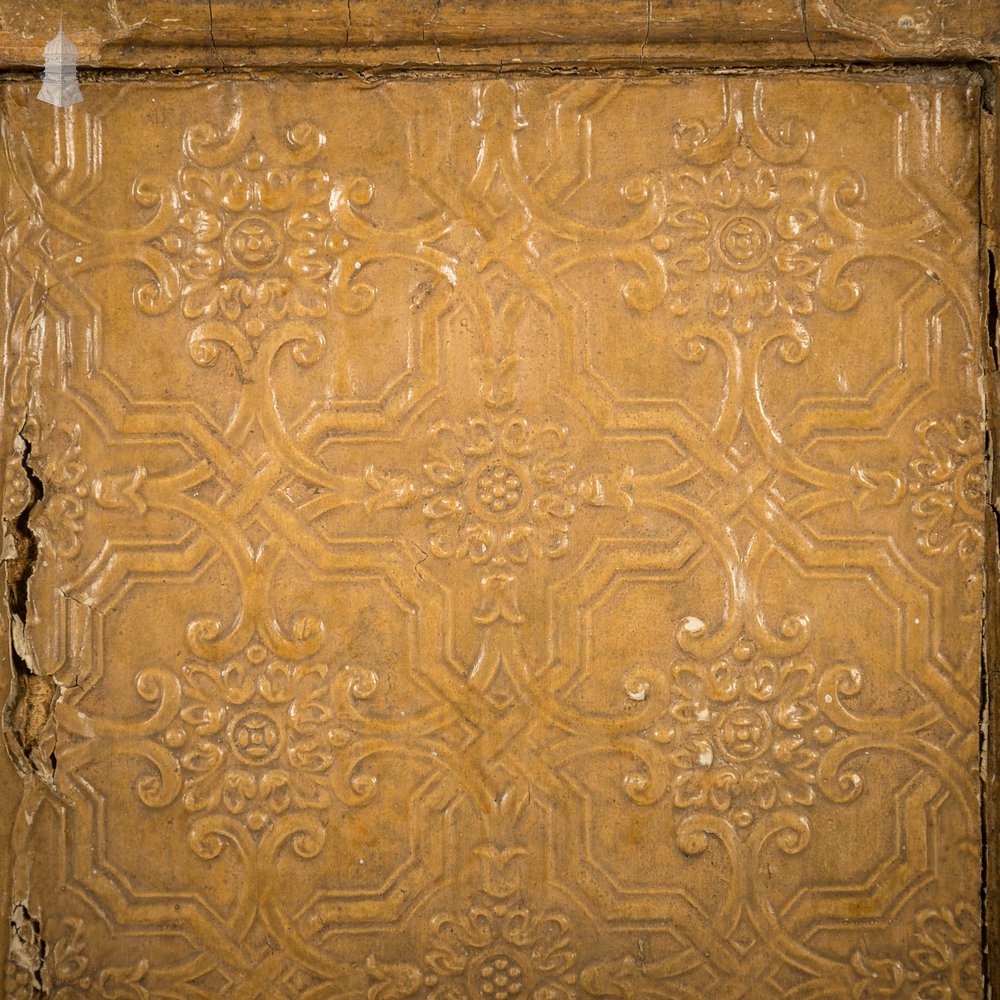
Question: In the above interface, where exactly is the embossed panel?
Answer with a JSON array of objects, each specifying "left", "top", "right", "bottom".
[{"left": 0, "top": 73, "right": 986, "bottom": 998}]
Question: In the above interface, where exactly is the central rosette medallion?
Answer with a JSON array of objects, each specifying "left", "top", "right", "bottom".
[{"left": 417, "top": 416, "right": 580, "bottom": 566}]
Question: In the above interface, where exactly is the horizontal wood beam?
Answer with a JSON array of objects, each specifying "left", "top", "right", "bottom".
[{"left": 1, "top": 0, "right": 999, "bottom": 70}]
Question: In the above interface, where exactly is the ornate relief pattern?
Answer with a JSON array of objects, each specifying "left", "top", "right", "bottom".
[
  {"left": 6, "top": 918, "right": 150, "bottom": 1000},
  {"left": 140, "top": 118, "right": 335, "bottom": 335},
  {"left": 664, "top": 628, "right": 846, "bottom": 831},
  {"left": 908, "top": 415, "right": 986, "bottom": 560},
  {"left": 0, "top": 74, "right": 985, "bottom": 997},
  {"left": 161, "top": 638, "right": 341, "bottom": 839},
  {"left": 368, "top": 416, "right": 592, "bottom": 565},
  {"left": 657, "top": 89, "right": 842, "bottom": 334},
  {"left": 368, "top": 901, "right": 578, "bottom": 1000},
  {"left": 93, "top": 625, "right": 412, "bottom": 861},
  {"left": 851, "top": 905, "right": 981, "bottom": 999},
  {"left": 423, "top": 904, "right": 576, "bottom": 1000},
  {"left": 851, "top": 413, "right": 986, "bottom": 562}
]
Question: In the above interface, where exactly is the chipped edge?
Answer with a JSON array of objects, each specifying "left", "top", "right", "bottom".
[
  {"left": 979, "top": 60, "right": 1000, "bottom": 1000},
  {"left": 3, "top": 419, "right": 56, "bottom": 786},
  {"left": 0, "top": 412, "right": 57, "bottom": 998},
  {"left": 0, "top": 121, "right": 58, "bottom": 987},
  {"left": 7, "top": 901, "right": 43, "bottom": 994}
]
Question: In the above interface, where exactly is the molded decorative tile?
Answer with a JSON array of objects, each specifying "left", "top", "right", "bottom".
[{"left": 0, "top": 73, "right": 986, "bottom": 998}]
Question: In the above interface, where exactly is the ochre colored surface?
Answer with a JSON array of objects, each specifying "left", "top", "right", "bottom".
[{"left": 0, "top": 73, "right": 988, "bottom": 996}]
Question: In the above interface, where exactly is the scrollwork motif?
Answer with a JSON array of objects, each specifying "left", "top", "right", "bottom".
[
  {"left": 160, "top": 638, "right": 340, "bottom": 838},
  {"left": 659, "top": 624, "right": 856, "bottom": 834},
  {"left": 109, "top": 628, "right": 401, "bottom": 858},
  {"left": 617, "top": 79, "right": 856, "bottom": 336},
  {"left": 3, "top": 72, "right": 984, "bottom": 996},
  {"left": 5, "top": 918, "right": 152, "bottom": 1000},
  {"left": 851, "top": 904, "right": 980, "bottom": 999},
  {"left": 364, "top": 409, "right": 634, "bottom": 623},
  {"left": 417, "top": 416, "right": 580, "bottom": 565},
  {"left": 368, "top": 901, "right": 579, "bottom": 1000},
  {"left": 851, "top": 413, "right": 985, "bottom": 562},
  {"left": 135, "top": 103, "right": 336, "bottom": 336},
  {"left": 907, "top": 414, "right": 985, "bottom": 560}
]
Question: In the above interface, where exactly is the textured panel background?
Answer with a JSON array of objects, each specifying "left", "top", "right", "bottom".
[{"left": 0, "top": 72, "right": 987, "bottom": 998}]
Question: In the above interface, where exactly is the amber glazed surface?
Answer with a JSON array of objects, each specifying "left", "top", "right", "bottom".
[{"left": 0, "top": 72, "right": 987, "bottom": 997}]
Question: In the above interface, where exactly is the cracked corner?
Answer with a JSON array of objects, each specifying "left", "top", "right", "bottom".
[
  {"left": 8, "top": 901, "right": 44, "bottom": 997},
  {"left": 2, "top": 419, "right": 58, "bottom": 791}
]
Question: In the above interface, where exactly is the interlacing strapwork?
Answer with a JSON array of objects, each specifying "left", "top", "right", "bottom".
[{"left": 1, "top": 76, "right": 984, "bottom": 997}]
